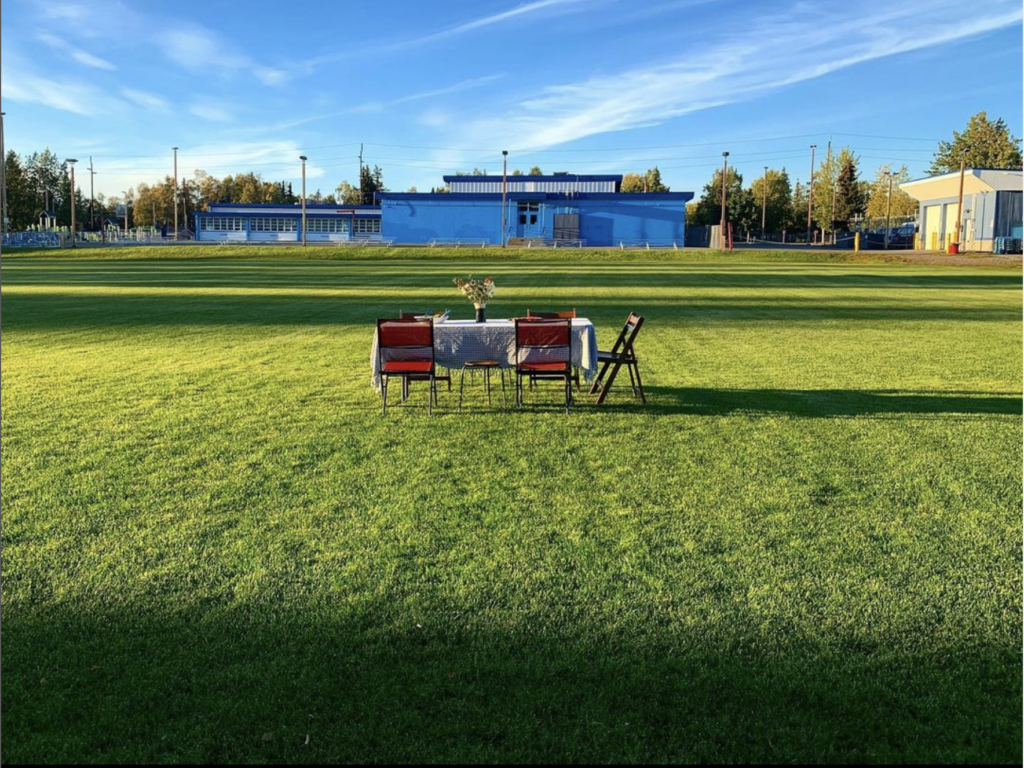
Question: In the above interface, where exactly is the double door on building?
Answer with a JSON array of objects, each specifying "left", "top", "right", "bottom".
[{"left": 516, "top": 201, "right": 542, "bottom": 238}]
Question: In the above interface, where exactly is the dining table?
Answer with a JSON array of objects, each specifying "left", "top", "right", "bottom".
[{"left": 370, "top": 318, "right": 598, "bottom": 390}]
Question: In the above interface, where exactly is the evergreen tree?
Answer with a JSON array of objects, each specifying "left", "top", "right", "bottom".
[
  {"left": 528, "top": 166, "right": 543, "bottom": 176},
  {"left": 4, "top": 151, "right": 35, "bottom": 229},
  {"left": 833, "top": 153, "right": 865, "bottom": 230},
  {"left": 644, "top": 167, "right": 669, "bottom": 192},
  {"left": 688, "top": 167, "right": 749, "bottom": 229},
  {"left": 811, "top": 147, "right": 861, "bottom": 232},
  {"left": 358, "top": 164, "right": 386, "bottom": 204},
  {"left": 789, "top": 181, "right": 808, "bottom": 234},
  {"left": 929, "top": 111, "right": 1022, "bottom": 173}
]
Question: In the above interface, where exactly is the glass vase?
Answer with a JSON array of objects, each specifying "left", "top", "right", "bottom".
[{"left": 474, "top": 303, "right": 486, "bottom": 322}]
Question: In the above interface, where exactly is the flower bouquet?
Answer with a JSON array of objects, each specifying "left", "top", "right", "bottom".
[{"left": 453, "top": 276, "right": 496, "bottom": 322}]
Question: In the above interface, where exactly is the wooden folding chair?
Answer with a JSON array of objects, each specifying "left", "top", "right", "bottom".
[{"left": 589, "top": 313, "right": 646, "bottom": 405}]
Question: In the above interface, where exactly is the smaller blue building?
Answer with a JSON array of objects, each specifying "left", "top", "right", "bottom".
[{"left": 195, "top": 203, "right": 381, "bottom": 243}]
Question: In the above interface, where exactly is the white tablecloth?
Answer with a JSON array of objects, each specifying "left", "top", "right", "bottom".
[{"left": 371, "top": 318, "right": 598, "bottom": 390}]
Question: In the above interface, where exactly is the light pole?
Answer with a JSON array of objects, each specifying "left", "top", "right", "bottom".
[
  {"left": 123, "top": 190, "right": 131, "bottom": 235},
  {"left": 807, "top": 144, "right": 816, "bottom": 245},
  {"left": 172, "top": 146, "right": 179, "bottom": 241},
  {"left": 761, "top": 165, "right": 768, "bottom": 239},
  {"left": 884, "top": 170, "right": 893, "bottom": 250},
  {"left": 299, "top": 155, "right": 307, "bottom": 246},
  {"left": 89, "top": 158, "right": 96, "bottom": 232},
  {"left": 66, "top": 158, "right": 78, "bottom": 248},
  {"left": 719, "top": 151, "right": 729, "bottom": 247},
  {"left": 501, "top": 150, "right": 508, "bottom": 247}
]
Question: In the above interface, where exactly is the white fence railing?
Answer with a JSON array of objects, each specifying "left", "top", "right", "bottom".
[
  {"left": 429, "top": 238, "right": 490, "bottom": 248},
  {"left": 618, "top": 241, "right": 683, "bottom": 250}
]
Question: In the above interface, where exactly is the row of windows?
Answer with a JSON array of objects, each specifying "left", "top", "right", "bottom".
[
  {"left": 353, "top": 219, "right": 381, "bottom": 234},
  {"left": 252, "top": 218, "right": 297, "bottom": 232},
  {"left": 201, "top": 217, "right": 244, "bottom": 231},
  {"left": 307, "top": 218, "right": 350, "bottom": 233},
  {"left": 200, "top": 216, "right": 380, "bottom": 233}
]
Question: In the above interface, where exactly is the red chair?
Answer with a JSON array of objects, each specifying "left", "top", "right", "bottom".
[
  {"left": 514, "top": 318, "right": 573, "bottom": 414},
  {"left": 526, "top": 309, "right": 580, "bottom": 390},
  {"left": 396, "top": 311, "right": 451, "bottom": 396},
  {"left": 526, "top": 308, "right": 577, "bottom": 319},
  {"left": 377, "top": 319, "right": 438, "bottom": 415}
]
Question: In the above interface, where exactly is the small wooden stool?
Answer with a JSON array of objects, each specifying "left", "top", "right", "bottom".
[{"left": 458, "top": 361, "right": 507, "bottom": 410}]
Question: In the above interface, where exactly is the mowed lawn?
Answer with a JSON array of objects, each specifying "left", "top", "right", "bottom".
[{"left": 1, "top": 250, "right": 1021, "bottom": 764}]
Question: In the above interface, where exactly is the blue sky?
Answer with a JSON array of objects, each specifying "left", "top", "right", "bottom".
[{"left": 2, "top": 0, "right": 1021, "bottom": 200}]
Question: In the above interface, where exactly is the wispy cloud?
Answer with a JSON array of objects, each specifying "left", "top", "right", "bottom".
[
  {"left": 159, "top": 26, "right": 249, "bottom": 73},
  {"left": 120, "top": 88, "right": 170, "bottom": 112},
  {"left": 348, "top": 75, "right": 507, "bottom": 113},
  {"left": 0, "top": 53, "right": 120, "bottom": 116},
  {"left": 304, "top": 0, "right": 591, "bottom": 68},
  {"left": 433, "top": 0, "right": 1022, "bottom": 157},
  {"left": 189, "top": 101, "right": 235, "bottom": 123},
  {"left": 37, "top": 32, "right": 117, "bottom": 70}
]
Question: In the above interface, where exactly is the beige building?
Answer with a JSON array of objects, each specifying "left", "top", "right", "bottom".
[{"left": 900, "top": 169, "right": 1022, "bottom": 252}]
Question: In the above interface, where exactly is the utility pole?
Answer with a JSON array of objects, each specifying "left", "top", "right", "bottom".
[
  {"left": 300, "top": 155, "right": 307, "bottom": 246},
  {"left": 0, "top": 111, "right": 7, "bottom": 234},
  {"left": 884, "top": 171, "right": 893, "bottom": 250},
  {"left": 123, "top": 190, "right": 130, "bottom": 235},
  {"left": 806, "top": 144, "right": 816, "bottom": 245},
  {"left": 172, "top": 146, "right": 179, "bottom": 241},
  {"left": 358, "top": 143, "right": 364, "bottom": 204},
  {"left": 66, "top": 158, "right": 78, "bottom": 248},
  {"left": 501, "top": 150, "right": 508, "bottom": 247},
  {"left": 761, "top": 166, "right": 768, "bottom": 239},
  {"left": 825, "top": 139, "right": 832, "bottom": 244},
  {"left": 719, "top": 151, "right": 729, "bottom": 247},
  {"left": 88, "top": 157, "right": 96, "bottom": 231},
  {"left": 954, "top": 156, "right": 966, "bottom": 251}
]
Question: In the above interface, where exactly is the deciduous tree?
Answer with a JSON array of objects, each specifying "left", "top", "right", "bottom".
[
  {"left": 865, "top": 164, "right": 917, "bottom": 220},
  {"left": 748, "top": 168, "right": 792, "bottom": 234},
  {"left": 929, "top": 111, "right": 1022, "bottom": 173}
]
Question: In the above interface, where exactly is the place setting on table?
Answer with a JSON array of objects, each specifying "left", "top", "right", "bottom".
[{"left": 370, "top": 276, "right": 645, "bottom": 414}]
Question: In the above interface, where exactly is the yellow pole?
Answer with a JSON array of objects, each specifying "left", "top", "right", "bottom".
[{"left": 854, "top": 232, "right": 860, "bottom": 252}]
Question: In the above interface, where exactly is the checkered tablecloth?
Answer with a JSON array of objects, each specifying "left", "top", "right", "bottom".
[{"left": 371, "top": 318, "right": 598, "bottom": 390}]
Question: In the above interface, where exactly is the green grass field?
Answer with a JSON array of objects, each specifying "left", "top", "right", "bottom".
[{"left": 2, "top": 248, "right": 1021, "bottom": 763}]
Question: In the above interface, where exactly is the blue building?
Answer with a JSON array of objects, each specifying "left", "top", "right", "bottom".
[
  {"left": 380, "top": 174, "right": 693, "bottom": 246},
  {"left": 194, "top": 174, "right": 694, "bottom": 246},
  {"left": 195, "top": 203, "right": 381, "bottom": 243}
]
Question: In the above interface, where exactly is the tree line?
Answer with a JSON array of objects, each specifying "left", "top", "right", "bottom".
[
  {"left": 687, "top": 112, "right": 1022, "bottom": 237},
  {"left": 3, "top": 111, "right": 1018, "bottom": 232}
]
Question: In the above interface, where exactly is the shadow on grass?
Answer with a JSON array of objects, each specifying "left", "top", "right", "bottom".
[
  {"left": 4, "top": 261, "right": 1022, "bottom": 291},
  {"left": 2, "top": 292, "right": 1019, "bottom": 331},
  {"left": 2, "top": 604, "right": 1018, "bottom": 764},
  {"left": 593, "top": 387, "right": 1023, "bottom": 418}
]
